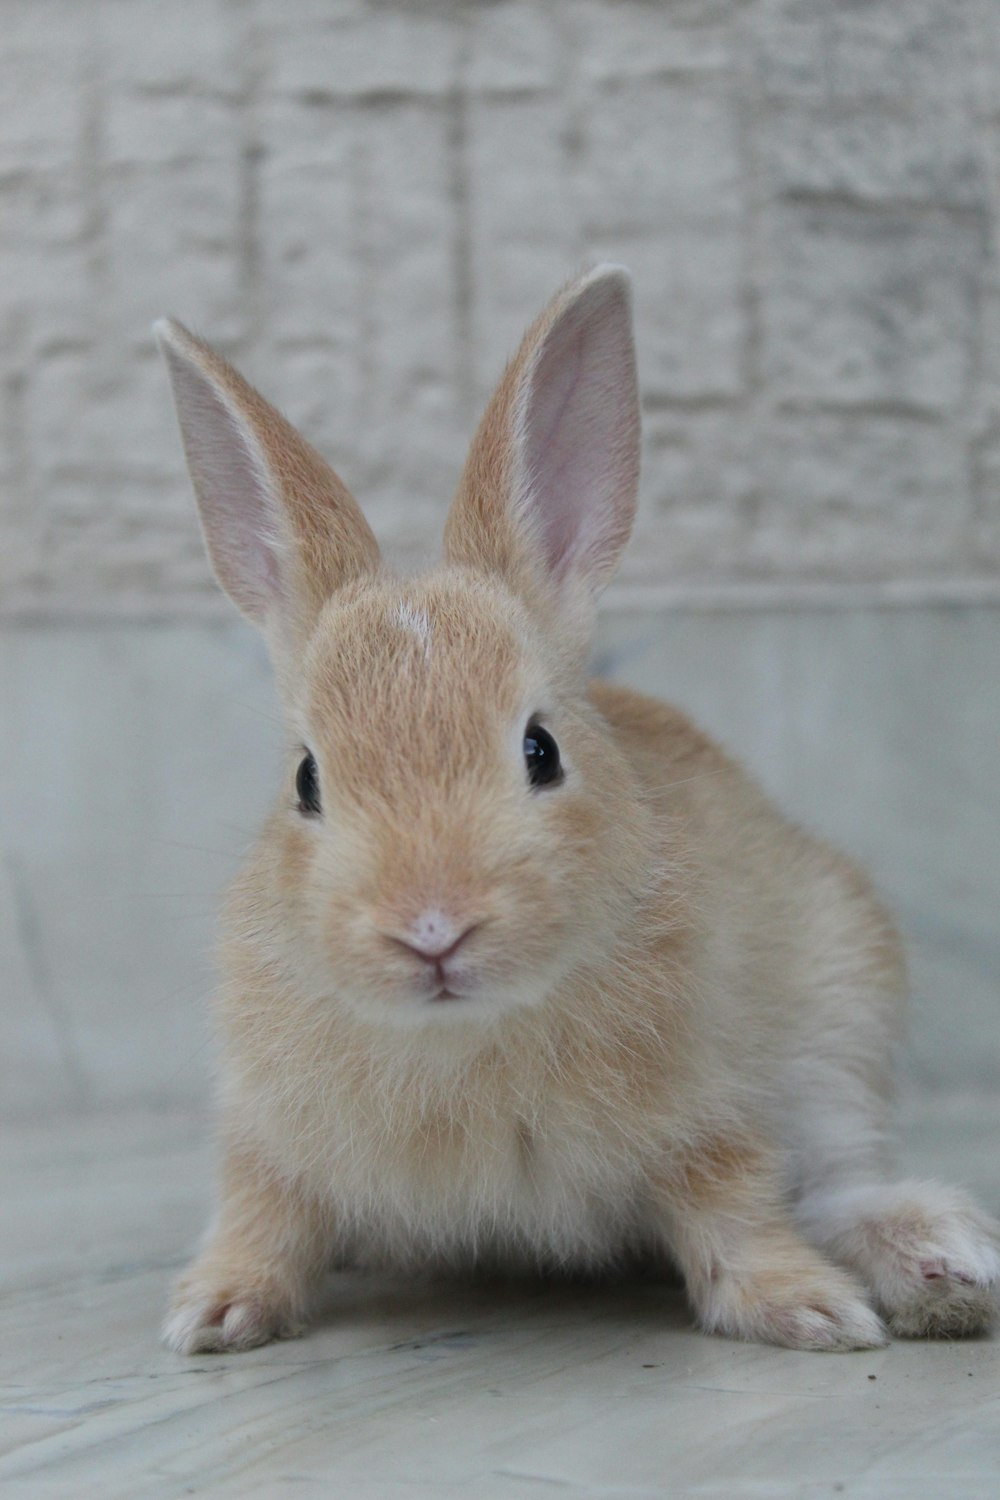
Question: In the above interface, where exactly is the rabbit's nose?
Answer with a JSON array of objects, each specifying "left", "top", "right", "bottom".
[{"left": 387, "top": 910, "right": 480, "bottom": 964}]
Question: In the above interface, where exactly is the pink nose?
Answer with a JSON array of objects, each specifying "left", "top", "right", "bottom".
[{"left": 388, "top": 912, "right": 479, "bottom": 965}]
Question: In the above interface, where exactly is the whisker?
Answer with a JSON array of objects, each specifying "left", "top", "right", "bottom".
[
  {"left": 151, "top": 838, "right": 243, "bottom": 859},
  {"left": 223, "top": 695, "right": 286, "bottom": 730},
  {"left": 639, "top": 768, "right": 730, "bottom": 794},
  {"left": 157, "top": 1032, "right": 219, "bottom": 1093},
  {"left": 129, "top": 891, "right": 222, "bottom": 902},
  {"left": 212, "top": 819, "right": 268, "bottom": 840}
]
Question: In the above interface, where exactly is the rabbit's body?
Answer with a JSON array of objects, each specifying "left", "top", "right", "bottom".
[
  {"left": 218, "top": 669, "right": 898, "bottom": 1277},
  {"left": 157, "top": 270, "right": 998, "bottom": 1356}
]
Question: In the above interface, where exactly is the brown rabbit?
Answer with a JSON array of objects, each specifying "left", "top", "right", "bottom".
[{"left": 156, "top": 268, "right": 998, "bottom": 1355}]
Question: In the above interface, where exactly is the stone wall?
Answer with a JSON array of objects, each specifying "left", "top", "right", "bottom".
[{"left": 3, "top": 0, "right": 999, "bottom": 617}]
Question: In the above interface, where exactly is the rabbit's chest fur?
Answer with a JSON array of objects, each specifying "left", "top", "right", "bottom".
[
  {"left": 337, "top": 1097, "right": 650, "bottom": 1269},
  {"left": 232, "top": 1012, "right": 672, "bottom": 1271}
]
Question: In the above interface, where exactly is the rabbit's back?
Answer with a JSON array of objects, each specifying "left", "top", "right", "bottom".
[{"left": 592, "top": 677, "right": 907, "bottom": 1183}]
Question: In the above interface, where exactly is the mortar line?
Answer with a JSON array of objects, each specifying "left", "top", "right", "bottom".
[{"left": 446, "top": 6, "right": 475, "bottom": 425}]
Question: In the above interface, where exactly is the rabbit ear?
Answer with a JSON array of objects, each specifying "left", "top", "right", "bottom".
[
  {"left": 444, "top": 266, "right": 639, "bottom": 621},
  {"left": 155, "top": 319, "right": 380, "bottom": 639}
]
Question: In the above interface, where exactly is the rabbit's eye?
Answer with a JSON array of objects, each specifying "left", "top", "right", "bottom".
[
  {"left": 524, "top": 723, "right": 563, "bottom": 790},
  {"left": 296, "top": 752, "right": 321, "bottom": 816}
]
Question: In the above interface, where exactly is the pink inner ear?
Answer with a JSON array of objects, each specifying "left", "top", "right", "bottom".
[
  {"left": 518, "top": 279, "right": 638, "bottom": 588},
  {"left": 175, "top": 370, "right": 283, "bottom": 617},
  {"left": 524, "top": 326, "right": 588, "bottom": 579}
]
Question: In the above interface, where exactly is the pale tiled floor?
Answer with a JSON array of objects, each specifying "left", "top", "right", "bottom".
[{"left": 2, "top": 1095, "right": 998, "bottom": 1499}]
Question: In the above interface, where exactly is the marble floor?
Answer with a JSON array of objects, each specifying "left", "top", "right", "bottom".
[{"left": 2, "top": 1095, "right": 998, "bottom": 1499}]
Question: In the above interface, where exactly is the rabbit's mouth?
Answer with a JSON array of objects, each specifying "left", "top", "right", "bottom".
[
  {"left": 429, "top": 985, "right": 465, "bottom": 1003},
  {"left": 424, "top": 965, "right": 474, "bottom": 1003}
]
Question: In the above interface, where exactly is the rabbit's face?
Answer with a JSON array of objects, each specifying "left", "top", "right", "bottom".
[
  {"left": 280, "top": 570, "right": 639, "bottom": 1026},
  {"left": 157, "top": 266, "right": 645, "bottom": 1029}
]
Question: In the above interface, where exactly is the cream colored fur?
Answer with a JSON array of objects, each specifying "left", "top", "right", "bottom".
[{"left": 156, "top": 269, "right": 999, "bottom": 1357}]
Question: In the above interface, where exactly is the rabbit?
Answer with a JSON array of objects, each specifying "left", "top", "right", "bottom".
[{"left": 155, "top": 266, "right": 999, "bottom": 1356}]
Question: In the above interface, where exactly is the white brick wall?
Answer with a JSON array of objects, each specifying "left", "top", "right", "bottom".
[{"left": 2, "top": 0, "right": 999, "bottom": 617}]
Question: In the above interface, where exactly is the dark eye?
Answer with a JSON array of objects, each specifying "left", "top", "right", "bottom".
[
  {"left": 296, "top": 752, "right": 321, "bottom": 816},
  {"left": 523, "top": 722, "right": 563, "bottom": 789}
]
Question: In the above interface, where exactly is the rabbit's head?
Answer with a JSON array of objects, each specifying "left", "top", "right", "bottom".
[{"left": 157, "top": 268, "right": 650, "bottom": 1028}]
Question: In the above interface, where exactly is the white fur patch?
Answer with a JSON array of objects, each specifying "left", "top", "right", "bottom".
[{"left": 394, "top": 601, "right": 432, "bottom": 659}]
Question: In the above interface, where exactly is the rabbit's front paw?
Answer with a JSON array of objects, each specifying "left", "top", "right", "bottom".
[
  {"left": 163, "top": 1276, "right": 305, "bottom": 1355},
  {"left": 702, "top": 1261, "right": 887, "bottom": 1352}
]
